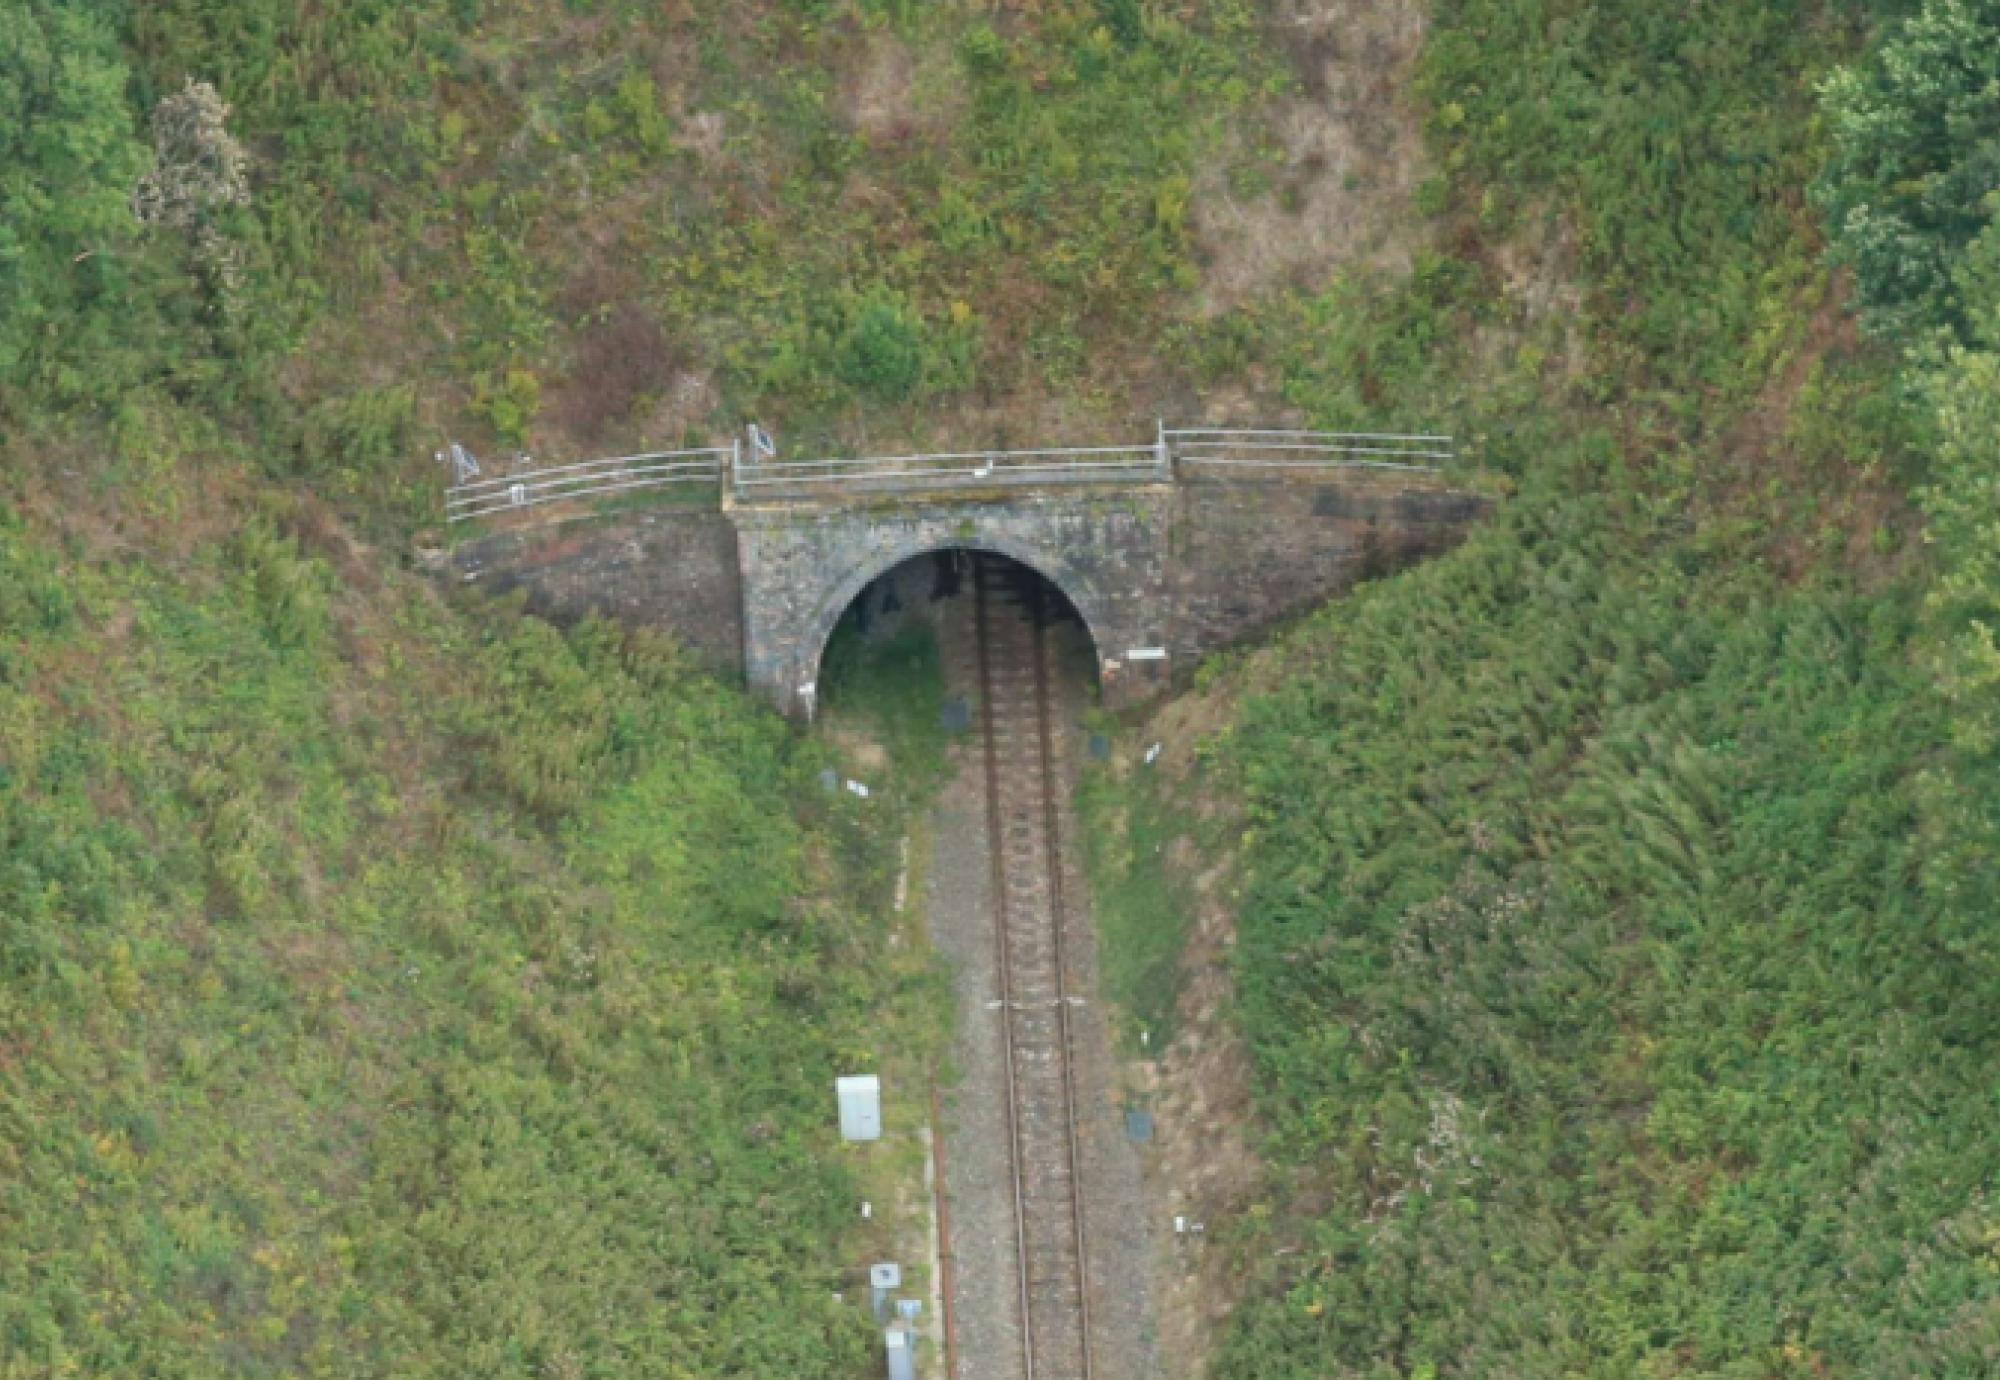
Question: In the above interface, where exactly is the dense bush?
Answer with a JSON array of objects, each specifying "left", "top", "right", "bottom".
[
  {"left": 8, "top": 0, "right": 1997, "bottom": 1375},
  {"left": 1916, "top": 344, "right": 2000, "bottom": 756},
  {"left": 1421, "top": 0, "right": 1838, "bottom": 392},
  {"left": 0, "top": 5, "right": 1276, "bottom": 1362},
  {"left": 835, "top": 293, "right": 927, "bottom": 403},
  {"left": 1095, "top": 2, "right": 2000, "bottom": 1375},
  {"left": 1816, "top": 0, "right": 2000, "bottom": 766},
  {"left": 92, "top": 0, "right": 1275, "bottom": 460}
]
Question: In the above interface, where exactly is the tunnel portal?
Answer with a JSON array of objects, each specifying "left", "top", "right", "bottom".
[
  {"left": 451, "top": 479, "right": 1491, "bottom": 719},
  {"left": 815, "top": 549, "right": 1098, "bottom": 719}
]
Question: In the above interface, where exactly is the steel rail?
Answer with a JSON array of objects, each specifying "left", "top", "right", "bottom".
[
  {"left": 1027, "top": 571, "right": 1096, "bottom": 1380},
  {"left": 973, "top": 556, "right": 1096, "bottom": 1380},
  {"left": 973, "top": 567, "right": 1042, "bottom": 1380}
]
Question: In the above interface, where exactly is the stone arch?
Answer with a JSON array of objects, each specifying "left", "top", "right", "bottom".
[
  {"left": 796, "top": 535, "right": 1109, "bottom": 717},
  {"left": 733, "top": 493, "right": 1179, "bottom": 719}
]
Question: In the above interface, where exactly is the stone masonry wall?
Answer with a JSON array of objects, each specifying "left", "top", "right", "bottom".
[
  {"left": 439, "top": 476, "right": 1491, "bottom": 718},
  {"left": 448, "top": 509, "right": 744, "bottom": 671},
  {"left": 1171, "top": 476, "right": 1491, "bottom": 665}
]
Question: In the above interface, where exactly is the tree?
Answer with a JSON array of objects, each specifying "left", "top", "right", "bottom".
[
  {"left": 1816, "top": 0, "right": 2000, "bottom": 342},
  {"left": 1915, "top": 327, "right": 2000, "bottom": 755},
  {"left": 129, "top": 78, "right": 253, "bottom": 308}
]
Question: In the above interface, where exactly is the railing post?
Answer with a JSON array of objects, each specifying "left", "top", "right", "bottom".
[{"left": 1156, "top": 417, "right": 1171, "bottom": 480}]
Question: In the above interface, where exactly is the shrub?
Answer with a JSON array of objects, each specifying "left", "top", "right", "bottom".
[
  {"left": 0, "top": 2, "right": 148, "bottom": 385},
  {"left": 1915, "top": 345, "right": 2000, "bottom": 753},
  {"left": 131, "top": 80, "right": 250, "bottom": 234},
  {"left": 475, "top": 367, "right": 541, "bottom": 445},
  {"left": 835, "top": 291, "right": 926, "bottom": 403}
]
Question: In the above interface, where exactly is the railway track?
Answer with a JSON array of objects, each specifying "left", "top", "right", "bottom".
[{"left": 972, "top": 554, "right": 1095, "bottom": 1380}]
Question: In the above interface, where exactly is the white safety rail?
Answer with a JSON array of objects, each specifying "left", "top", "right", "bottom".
[
  {"left": 1165, "top": 427, "right": 1452, "bottom": 474},
  {"left": 733, "top": 443, "right": 1169, "bottom": 500},
  {"left": 445, "top": 446, "right": 730, "bottom": 522}
]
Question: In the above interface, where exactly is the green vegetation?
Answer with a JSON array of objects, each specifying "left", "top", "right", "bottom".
[
  {"left": 0, "top": 3, "right": 147, "bottom": 381},
  {"left": 1819, "top": 0, "right": 2000, "bottom": 762},
  {"left": 15, "top": 0, "right": 1278, "bottom": 481},
  {"left": 1913, "top": 344, "right": 2000, "bottom": 757},
  {"left": 833, "top": 292, "right": 929, "bottom": 404},
  {"left": 6, "top": 0, "right": 1998, "bottom": 1374},
  {"left": 1818, "top": 0, "right": 2000, "bottom": 343},
  {"left": 1132, "top": 1, "right": 2000, "bottom": 1375},
  {"left": 1211, "top": 490, "right": 1997, "bottom": 1376},
  {"left": 1423, "top": 1, "right": 1843, "bottom": 394},
  {"left": 1077, "top": 754, "right": 1198, "bottom": 1053},
  {"left": 820, "top": 614, "right": 953, "bottom": 801},
  {"left": 0, "top": 480, "right": 941, "bottom": 1374},
  {"left": 4, "top": 3, "right": 1286, "bottom": 1368}
]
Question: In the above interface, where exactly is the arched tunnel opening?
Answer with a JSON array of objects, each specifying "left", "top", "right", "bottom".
[{"left": 816, "top": 549, "right": 1099, "bottom": 733}]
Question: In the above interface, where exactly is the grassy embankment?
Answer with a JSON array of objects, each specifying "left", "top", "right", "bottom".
[
  {"left": 1, "top": 483, "right": 954, "bottom": 1375},
  {"left": 1081, "top": 3, "right": 2000, "bottom": 1375}
]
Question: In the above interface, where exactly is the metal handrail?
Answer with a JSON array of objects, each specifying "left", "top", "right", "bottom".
[
  {"left": 1171, "top": 440, "right": 1453, "bottom": 459},
  {"left": 737, "top": 444, "right": 1161, "bottom": 475},
  {"left": 449, "top": 460, "right": 719, "bottom": 504},
  {"left": 734, "top": 443, "right": 1166, "bottom": 496},
  {"left": 1167, "top": 427, "right": 1453, "bottom": 443},
  {"left": 445, "top": 447, "right": 727, "bottom": 522},
  {"left": 737, "top": 463, "right": 1162, "bottom": 491},
  {"left": 1168, "top": 455, "right": 1443, "bottom": 474},
  {"left": 1164, "top": 427, "right": 1452, "bottom": 473},
  {"left": 448, "top": 449, "right": 723, "bottom": 495},
  {"left": 440, "top": 425, "right": 1457, "bottom": 521}
]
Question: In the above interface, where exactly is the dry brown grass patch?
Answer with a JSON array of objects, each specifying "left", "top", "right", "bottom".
[{"left": 1194, "top": 0, "right": 1432, "bottom": 314}]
